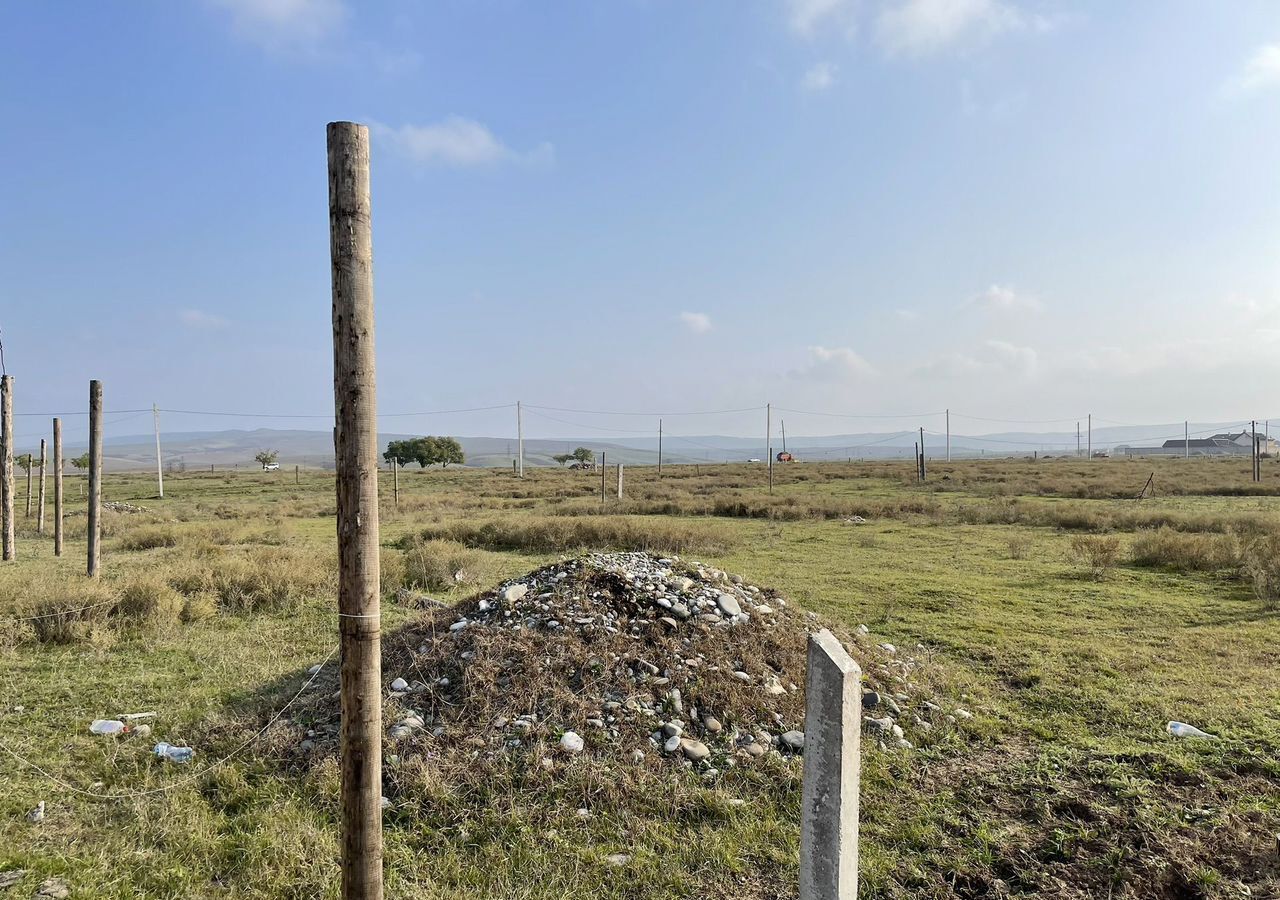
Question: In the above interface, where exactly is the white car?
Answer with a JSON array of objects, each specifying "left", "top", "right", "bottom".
[{"left": 263, "top": 463, "right": 280, "bottom": 471}]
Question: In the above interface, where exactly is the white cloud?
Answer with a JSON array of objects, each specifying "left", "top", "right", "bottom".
[
  {"left": 916, "top": 338, "right": 1036, "bottom": 377},
  {"left": 179, "top": 309, "right": 229, "bottom": 330},
  {"left": 1226, "top": 43, "right": 1280, "bottom": 95},
  {"left": 785, "top": 0, "right": 857, "bottom": 37},
  {"left": 969, "top": 283, "right": 1042, "bottom": 313},
  {"left": 678, "top": 311, "right": 713, "bottom": 334},
  {"left": 801, "top": 61, "right": 839, "bottom": 91},
  {"left": 796, "top": 345, "right": 878, "bottom": 381},
  {"left": 209, "top": 0, "right": 345, "bottom": 51},
  {"left": 876, "top": 0, "right": 1055, "bottom": 57},
  {"left": 373, "top": 118, "right": 554, "bottom": 168}
]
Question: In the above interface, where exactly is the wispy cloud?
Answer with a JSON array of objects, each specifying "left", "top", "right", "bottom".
[
  {"left": 801, "top": 61, "right": 839, "bottom": 91},
  {"left": 794, "top": 345, "right": 878, "bottom": 381},
  {"left": 785, "top": 0, "right": 857, "bottom": 38},
  {"left": 678, "top": 311, "right": 713, "bottom": 334},
  {"left": 1225, "top": 43, "right": 1280, "bottom": 96},
  {"left": 179, "top": 309, "right": 229, "bottom": 330},
  {"left": 916, "top": 339, "right": 1037, "bottom": 377},
  {"left": 372, "top": 118, "right": 554, "bottom": 168},
  {"left": 876, "top": 0, "right": 1056, "bottom": 57},
  {"left": 895, "top": 308, "right": 921, "bottom": 321},
  {"left": 968, "top": 283, "right": 1042, "bottom": 314},
  {"left": 209, "top": 0, "right": 345, "bottom": 52}
]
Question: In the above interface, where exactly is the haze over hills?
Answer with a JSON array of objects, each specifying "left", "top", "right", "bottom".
[{"left": 18, "top": 421, "right": 1272, "bottom": 472}]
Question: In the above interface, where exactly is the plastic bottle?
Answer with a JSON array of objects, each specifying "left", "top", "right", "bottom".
[
  {"left": 89, "top": 719, "right": 126, "bottom": 735},
  {"left": 1167, "top": 721, "right": 1216, "bottom": 740},
  {"left": 153, "top": 742, "right": 195, "bottom": 763}
]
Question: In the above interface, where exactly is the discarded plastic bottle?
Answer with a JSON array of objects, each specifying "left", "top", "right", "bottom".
[
  {"left": 1167, "top": 721, "right": 1216, "bottom": 740},
  {"left": 89, "top": 719, "right": 126, "bottom": 735},
  {"left": 153, "top": 742, "right": 194, "bottom": 763}
]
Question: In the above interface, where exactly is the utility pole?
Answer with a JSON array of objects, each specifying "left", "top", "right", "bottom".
[
  {"left": 919, "top": 427, "right": 926, "bottom": 481},
  {"left": 1076, "top": 421, "right": 1081, "bottom": 458},
  {"left": 153, "top": 404, "right": 164, "bottom": 499},
  {"left": 1184, "top": 421, "right": 1189, "bottom": 459},
  {"left": 327, "top": 120, "right": 383, "bottom": 900},
  {"left": 600, "top": 451, "right": 606, "bottom": 504},
  {"left": 516, "top": 400, "right": 524, "bottom": 478},
  {"left": 1087, "top": 413, "right": 1092, "bottom": 460},
  {"left": 945, "top": 408, "right": 950, "bottom": 462},
  {"left": 657, "top": 419, "right": 663, "bottom": 476},
  {"left": 392, "top": 458, "right": 398, "bottom": 506},
  {"left": 0, "top": 375, "right": 12, "bottom": 562},
  {"left": 1252, "top": 420, "right": 1260, "bottom": 482},
  {"left": 37, "top": 439, "right": 45, "bottom": 535},
  {"left": 616, "top": 463, "right": 623, "bottom": 500},
  {"left": 767, "top": 402, "right": 773, "bottom": 494},
  {"left": 781, "top": 419, "right": 787, "bottom": 455},
  {"left": 25, "top": 452, "right": 32, "bottom": 517},
  {"left": 87, "top": 380, "right": 102, "bottom": 578},
  {"left": 53, "top": 418, "right": 63, "bottom": 557}
]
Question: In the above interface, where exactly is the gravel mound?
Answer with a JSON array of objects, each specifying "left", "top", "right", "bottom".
[{"left": 288, "top": 552, "right": 963, "bottom": 775}]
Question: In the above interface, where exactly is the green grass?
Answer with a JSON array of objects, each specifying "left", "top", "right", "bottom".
[{"left": 1, "top": 460, "right": 1278, "bottom": 898}]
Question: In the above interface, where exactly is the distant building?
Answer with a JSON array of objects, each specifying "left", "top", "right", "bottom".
[{"left": 1122, "top": 430, "right": 1279, "bottom": 458}]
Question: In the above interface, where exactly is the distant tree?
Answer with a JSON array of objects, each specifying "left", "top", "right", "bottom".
[
  {"left": 254, "top": 450, "right": 279, "bottom": 470},
  {"left": 571, "top": 447, "right": 594, "bottom": 464},
  {"left": 383, "top": 439, "right": 419, "bottom": 467},
  {"left": 15, "top": 453, "right": 33, "bottom": 474},
  {"left": 70, "top": 453, "right": 90, "bottom": 472},
  {"left": 421, "top": 436, "right": 465, "bottom": 469},
  {"left": 552, "top": 453, "right": 574, "bottom": 467}
]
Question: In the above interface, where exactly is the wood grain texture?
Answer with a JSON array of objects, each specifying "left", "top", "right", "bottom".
[{"left": 328, "top": 120, "right": 383, "bottom": 900}]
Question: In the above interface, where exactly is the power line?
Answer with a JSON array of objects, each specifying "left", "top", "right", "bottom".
[{"left": 524, "top": 403, "right": 764, "bottom": 417}]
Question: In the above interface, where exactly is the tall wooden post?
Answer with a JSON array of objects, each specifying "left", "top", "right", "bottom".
[
  {"left": 295, "top": 464, "right": 300, "bottom": 485},
  {"left": 153, "top": 404, "right": 164, "bottom": 499},
  {"left": 87, "top": 380, "right": 102, "bottom": 577},
  {"left": 600, "top": 451, "right": 606, "bottom": 504},
  {"left": 53, "top": 418, "right": 63, "bottom": 557},
  {"left": 657, "top": 418, "right": 663, "bottom": 476},
  {"left": 919, "top": 427, "right": 926, "bottom": 481},
  {"left": 616, "top": 463, "right": 623, "bottom": 500},
  {"left": 392, "top": 458, "right": 399, "bottom": 506},
  {"left": 328, "top": 121, "right": 383, "bottom": 900},
  {"left": 25, "top": 452, "right": 32, "bottom": 516},
  {"left": 1087, "top": 413, "right": 1092, "bottom": 460},
  {"left": 37, "top": 439, "right": 46, "bottom": 535},
  {"left": 0, "top": 376, "right": 12, "bottom": 561},
  {"left": 767, "top": 402, "right": 773, "bottom": 494}
]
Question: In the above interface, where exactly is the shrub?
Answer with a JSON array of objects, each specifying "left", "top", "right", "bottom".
[
  {"left": 23, "top": 580, "right": 118, "bottom": 644},
  {"left": 117, "top": 524, "right": 181, "bottom": 551},
  {"left": 1243, "top": 534, "right": 1280, "bottom": 608},
  {"left": 116, "top": 577, "right": 184, "bottom": 634},
  {"left": 400, "top": 538, "right": 490, "bottom": 593},
  {"left": 214, "top": 547, "right": 336, "bottom": 613},
  {"left": 1006, "top": 533, "right": 1032, "bottom": 560},
  {"left": 1130, "top": 527, "right": 1241, "bottom": 572},
  {"left": 413, "top": 516, "right": 730, "bottom": 555},
  {"left": 180, "top": 592, "right": 219, "bottom": 623},
  {"left": 1069, "top": 534, "right": 1121, "bottom": 579}
]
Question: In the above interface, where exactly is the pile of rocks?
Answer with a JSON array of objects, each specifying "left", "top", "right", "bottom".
[{"left": 289, "top": 552, "right": 970, "bottom": 776}]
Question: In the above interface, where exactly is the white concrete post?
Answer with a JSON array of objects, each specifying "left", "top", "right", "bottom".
[
  {"left": 616, "top": 463, "right": 623, "bottom": 500},
  {"left": 800, "top": 629, "right": 861, "bottom": 900}
]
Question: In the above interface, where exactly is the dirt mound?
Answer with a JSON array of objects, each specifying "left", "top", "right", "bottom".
[{"left": 287, "top": 552, "right": 958, "bottom": 779}]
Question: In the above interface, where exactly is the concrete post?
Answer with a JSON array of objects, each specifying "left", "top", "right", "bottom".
[
  {"left": 800, "top": 629, "right": 861, "bottom": 900},
  {"left": 616, "top": 463, "right": 623, "bottom": 500}
]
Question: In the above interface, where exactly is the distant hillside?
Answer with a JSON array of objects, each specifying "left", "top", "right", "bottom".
[{"left": 13, "top": 421, "right": 1260, "bottom": 471}]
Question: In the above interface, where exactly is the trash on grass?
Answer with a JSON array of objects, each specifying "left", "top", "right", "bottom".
[
  {"left": 1167, "top": 721, "right": 1217, "bottom": 740},
  {"left": 89, "top": 719, "right": 126, "bottom": 736},
  {"left": 153, "top": 742, "right": 194, "bottom": 763}
]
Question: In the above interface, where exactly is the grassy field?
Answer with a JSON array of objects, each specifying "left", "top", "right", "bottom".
[{"left": 1, "top": 457, "right": 1278, "bottom": 899}]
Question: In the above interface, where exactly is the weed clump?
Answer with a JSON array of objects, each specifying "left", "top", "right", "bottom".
[
  {"left": 116, "top": 577, "right": 185, "bottom": 634},
  {"left": 1070, "top": 534, "right": 1121, "bottom": 579},
  {"left": 413, "top": 516, "right": 730, "bottom": 555},
  {"left": 1242, "top": 534, "right": 1280, "bottom": 607},
  {"left": 1130, "top": 527, "right": 1241, "bottom": 572},
  {"left": 398, "top": 538, "right": 491, "bottom": 593}
]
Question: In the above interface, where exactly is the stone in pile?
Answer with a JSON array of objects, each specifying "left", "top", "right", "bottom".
[{"left": 289, "top": 552, "right": 965, "bottom": 775}]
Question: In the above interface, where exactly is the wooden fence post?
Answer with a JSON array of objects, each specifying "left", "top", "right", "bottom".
[
  {"left": 53, "top": 418, "right": 63, "bottom": 557},
  {"left": 37, "top": 439, "right": 46, "bottom": 535},
  {"left": 328, "top": 120, "right": 384, "bottom": 900},
  {"left": 616, "top": 463, "right": 623, "bottom": 500},
  {"left": 25, "top": 451, "right": 32, "bottom": 517},
  {"left": 0, "top": 376, "right": 12, "bottom": 561},
  {"left": 800, "top": 629, "right": 861, "bottom": 900},
  {"left": 88, "top": 380, "right": 102, "bottom": 577}
]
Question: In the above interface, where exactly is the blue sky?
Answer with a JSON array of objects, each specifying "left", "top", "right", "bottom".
[{"left": 2, "top": 0, "right": 1278, "bottom": 444}]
